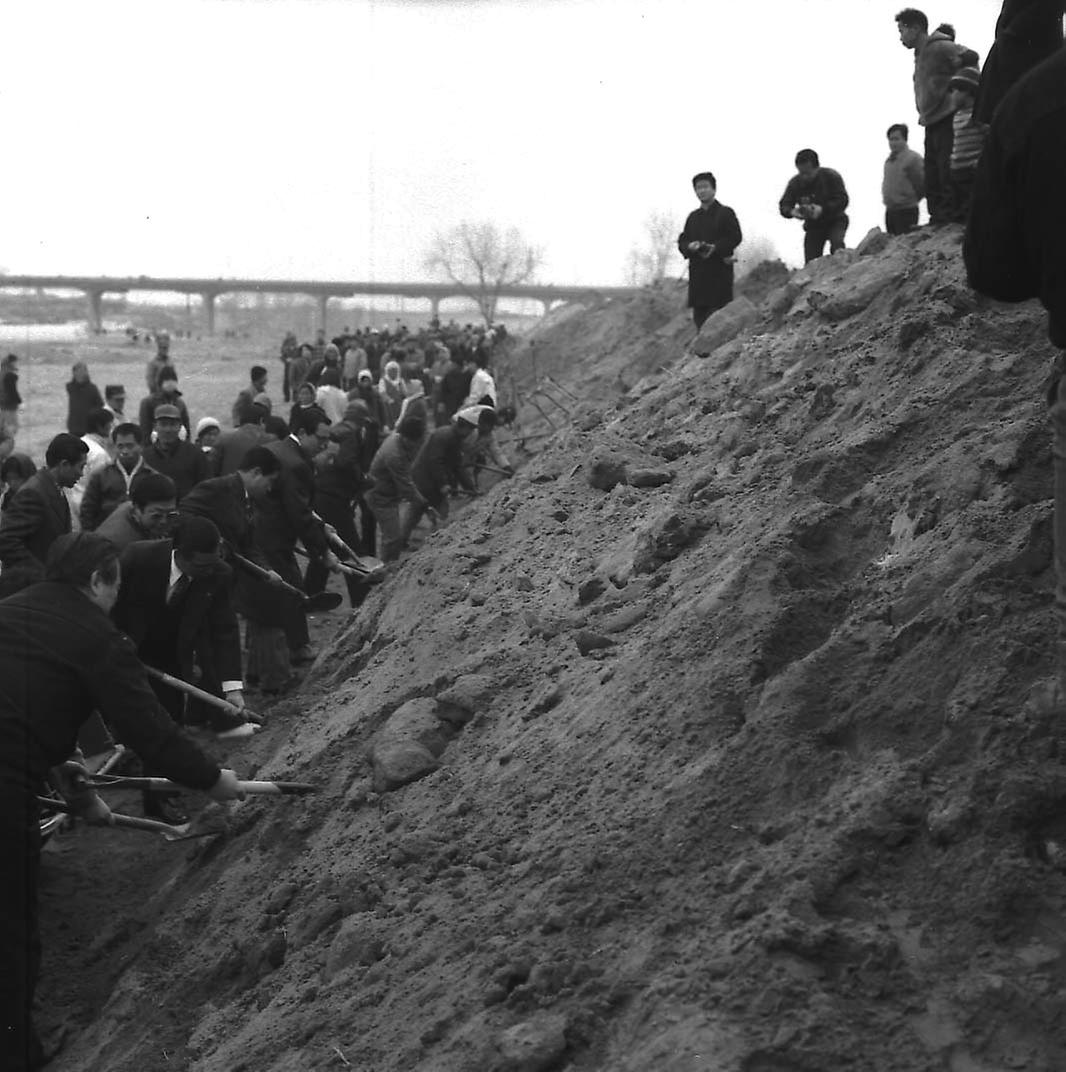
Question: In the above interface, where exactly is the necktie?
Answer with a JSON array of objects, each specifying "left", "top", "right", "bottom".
[{"left": 167, "top": 574, "right": 191, "bottom": 606}]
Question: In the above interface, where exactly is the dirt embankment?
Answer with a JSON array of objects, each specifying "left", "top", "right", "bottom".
[{"left": 45, "top": 227, "right": 1066, "bottom": 1072}]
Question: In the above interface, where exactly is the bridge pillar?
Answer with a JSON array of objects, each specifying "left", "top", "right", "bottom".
[
  {"left": 317, "top": 294, "right": 330, "bottom": 333},
  {"left": 429, "top": 297, "right": 440, "bottom": 322},
  {"left": 541, "top": 299, "right": 554, "bottom": 317},
  {"left": 85, "top": 289, "right": 104, "bottom": 333},
  {"left": 202, "top": 292, "right": 216, "bottom": 336}
]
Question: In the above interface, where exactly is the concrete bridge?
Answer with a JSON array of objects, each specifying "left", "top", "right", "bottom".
[{"left": 0, "top": 274, "right": 643, "bottom": 335}]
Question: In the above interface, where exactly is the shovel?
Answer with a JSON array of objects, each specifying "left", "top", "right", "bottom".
[
  {"left": 232, "top": 552, "right": 343, "bottom": 613},
  {"left": 145, "top": 666, "right": 264, "bottom": 726},
  {"left": 36, "top": 797, "right": 220, "bottom": 842},
  {"left": 87, "top": 775, "right": 318, "bottom": 796}
]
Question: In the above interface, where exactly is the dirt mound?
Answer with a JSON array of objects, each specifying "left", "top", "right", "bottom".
[{"left": 45, "top": 227, "right": 1066, "bottom": 1071}]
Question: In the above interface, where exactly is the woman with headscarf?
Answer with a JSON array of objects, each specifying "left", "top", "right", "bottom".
[
  {"left": 66, "top": 361, "right": 104, "bottom": 437},
  {"left": 377, "top": 360, "right": 407, "bottom": 430}
]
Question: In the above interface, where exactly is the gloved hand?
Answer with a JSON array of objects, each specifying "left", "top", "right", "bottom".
[
  {"left": 51, "top": 759, "right": 113, "bottom": 825},
  {"left": 208, "top": 769, "right": 245, "bottom": 802}
]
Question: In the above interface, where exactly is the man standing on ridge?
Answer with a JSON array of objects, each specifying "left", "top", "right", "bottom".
[
  {"left": 677, "top": 171, "right": 743, "bottom": 330},
  {"left": 882, "top": 123, "right": 926, "bottom": 234},
  {"left": 895, "top": 7, "right": 979, "bottom": 225},
  {"left": 779, "top": 150, "right": 850, "bottom": 263}
]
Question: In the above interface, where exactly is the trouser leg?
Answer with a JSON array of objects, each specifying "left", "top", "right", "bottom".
[
  {"left": 828, "top": 215, "right": 848, "bottom": 253},
  {"left": 1052, "top": 367, "right": 1066, "bottom": 694},
  {"left": 803, "top": 229, "right": 825, "bottom": 264},
  {"left": 692, "top": 306, "right": 712, "bottom": 330},
  {"left": 0, "top": 801, "right": 43, "bottom": 1072},
  {"left": 369, "top": 499, "right": 403, "bottom": 563},
  {"left": 924, "top": 116, "right": 955, "bottom": 224}
]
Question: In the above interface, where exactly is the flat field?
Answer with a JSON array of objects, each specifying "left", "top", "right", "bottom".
[{"left": 3, "top": 331, "right": 281, "bottom": 464}]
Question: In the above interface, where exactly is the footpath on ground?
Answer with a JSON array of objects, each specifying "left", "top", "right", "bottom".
[{"left": 43, "top": 226, "right": 1066, "bottom": 1072}]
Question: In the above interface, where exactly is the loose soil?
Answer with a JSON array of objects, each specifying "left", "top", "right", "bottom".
[{"left": 39, "top": 228, "right": 1066, "bottom": 1071}]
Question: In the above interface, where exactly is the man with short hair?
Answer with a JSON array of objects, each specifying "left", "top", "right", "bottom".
[
  {"left": 0, "top": 433, "right": 87, "bottom": 572},
  {"left": 70, "top": 408, "right": 116, "bottom": 524},
  {"left": 882, "top": 123, "right": 927, "bottom": 234},
  {"left": 0, "top": 531, "right": 243, "bottom": 1072},
  {"left": 213, "top": 401, "right": 268, "bottom": 476},
  {"left": 102, "top": 384, "right": 126, "bottom": 423},
  {"left": 79, "top": 422, "right": 155, "bottom": 531},
  {"left": 678, "top": 171, "right": 744, "bottom": 329},
  {"left": 779, "top": 149, "right": 850, "bottom": 263},
  {"left": 95, "top": 472, "right": 178, "bottom": 550},
  {"left": 145, "top": 329, "right": 174, "bottom": 394},
  {"left": 142, "top": 402, "right": 210, "bottom": 500},
  {"left": 231, "top": 365, "right": 269, "bottom": 428},
  {"left": 367, "top": 414, "right": 431, "bottom": 563},
  {"left": 895, "top": 7, "right": 980, "bottom": 225}
]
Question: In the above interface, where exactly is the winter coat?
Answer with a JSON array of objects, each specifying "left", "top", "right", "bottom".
[
  {"left": 677, "top": 201, "right": 743, "bottom": 312},
  {"left": 66, "top": 379, "right": 104, "bottom": 437},
  {"left": 964, "top": 46, "right": 1066, "bottom": 348},
  {"left": 779, "top": 168, "right": 850, "bottom": 230},
  {"left": 883, "top": 147, "right": 926, "bottom": 209},
  {"left": 912, "top": 30, "right": 980, "bottom": 126}
]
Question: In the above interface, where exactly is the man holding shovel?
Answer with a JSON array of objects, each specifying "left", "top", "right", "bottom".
[{"left": 0, "top": 531, "right": 242, "bottom": 1072}]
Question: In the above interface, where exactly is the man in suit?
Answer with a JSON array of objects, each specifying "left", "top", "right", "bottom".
[
  {"left": 0, "top": 532, "right": 243, "bottom": 1072},
  {"left": 113, "top": 516, "right": 254, "bottom": 750},
  {"left": 0, "top": 433, "right": 87, "bottom": 573},
  {"left": 259, "top": 405, "right": 340, "bottom": 664}
]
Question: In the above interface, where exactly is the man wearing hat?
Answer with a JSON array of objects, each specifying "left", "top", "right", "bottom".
[
  {"left": 895, "top": 8, "right": 980, "bottom": 225},
  {"left": 947, "top": 66, "right": 987, "bottom": 221},
  {"left": 142, "top": 402, "right": 209, "bottom": 500}
]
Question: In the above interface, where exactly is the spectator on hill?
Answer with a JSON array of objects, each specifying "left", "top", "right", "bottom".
[
  {"left": 138, "top": 366, "right": 190, "bottom": 442},
  {"left": 0, "top": 453, "right": 36, "bottom": 513},
  {"left": 142, "top": 403, "right": 209, "bottom": 500},
  {"left": 677, "top": 171, "right": 744, "bottom": 329},
  {"left": 947, "top": 67, "right": 988, "bottom": 221},
  {"left": 231, "top": 365, "right": 268, "bottom": 427},
  {"left": 66, "top": 361, "right": 104, "bottom": 437},
  {"left": 439, "top": 352, "right": 473, "bottom": 423},
  {"left": 895, "top": 8, "right": 980, "bottom": 225},
  {"left": 779, "top": 149, "right": 850, "bottom": 263},
  {"left": 882, "top": 123, "right": 927, "bottom": 234},
  {"left": 79, "top": 422, "right": 154, "bottom": 531},
  {"left": 0, "top": 433, "right": 87, "bottom": 573},
  {"left": 964, "top": 45, "right": 1066, "bottom": 704},
  {"left": 0, "top": 354, "right": 21, "bottom": 453}
]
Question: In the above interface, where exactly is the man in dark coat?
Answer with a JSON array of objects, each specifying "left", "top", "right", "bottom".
[
  {"left": 0, "top": 532, "right": 242, "bottom": 1072},
  {"left": 0, "top": 433, "right": 87, "bottom": 573},
  {"left": 259, "top": 406, "right": 339, "bottom": 661},
  {"left": 779, "top": 149, "right": 850, "bottom": 263},
  {"left": 212, "top": 401, "right": 268, "bottom": 476},
  {"left": 95, "top": 473, "right": 177, "bottom": 551},
  {"left": 79, "top": 422, "right": 156, "bottom": 531},
  {"left": 677, "top": 171, "right": 744, "bottom": 329},
  {"left": 367, "top": 415, "right": 430, "bottom": 563},
  {"left": 964, "top": 43, "right": 1066, "bottom": 700},
  {"left": 406, "top": 413, "right": 478, "bottom": 542},
  {"left": 112, "top": 517, "right": 254, "bottom": 744},
  {"left": 142, "top": 402, "right": 210, "bottom": 500}
]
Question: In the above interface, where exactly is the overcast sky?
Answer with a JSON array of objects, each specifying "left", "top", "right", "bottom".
[{"left": 2, "top": 0, "right": 1011, "bottom": 287}]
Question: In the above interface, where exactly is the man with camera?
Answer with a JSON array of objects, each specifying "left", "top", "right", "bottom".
[
  {"left": 779, "top": 149, "right": 851, "bottom": 263},
  {"left": 677, "top": 171, "right": 743, "bottom": 330}
]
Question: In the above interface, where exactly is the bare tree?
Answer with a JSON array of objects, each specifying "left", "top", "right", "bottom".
[
  {"left": 425, "top": 221, "right": 542, "bottom": 325},
  {"left": 624, "top": 211, "right": 678, "bottom": 285}
]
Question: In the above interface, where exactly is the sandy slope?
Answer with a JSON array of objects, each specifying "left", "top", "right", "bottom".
[{"left": 43, "top": 226, "right": 1066, "bottom": 1072}]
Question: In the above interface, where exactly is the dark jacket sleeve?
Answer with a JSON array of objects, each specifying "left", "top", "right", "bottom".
[
  {"left": 677, "top": 211, "right": 696, "bottom": 258},
  {"left": 0, "top": 488, "right": 46, "bottom": 570},
  {"left": 717, "top": 207, "right": 743, "bottom": 259},
  {"left": 89, "top": 628, "right": 220, "bottom": 790},
  {"left": 79, "top": 469, "right": 105, "bottom": 532},
  {"left": 820, "top": 170, "right": 850, "bottom": 219},
  {"left": 779, "top": 177, "right": 800, "bottom": 219},
  {"left": 205, "top": 575, "right": 242, "bottom": 685},
  {"left": 138, "top": 396, "right": 154, "bottom": 441},
  {"left": 280, "top": 463, "right": 329, "bottom": 557}
]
